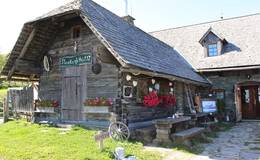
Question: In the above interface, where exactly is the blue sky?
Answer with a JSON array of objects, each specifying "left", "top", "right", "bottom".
[{"left": 0, "top": 0, "right": 260, "bottom": 53}]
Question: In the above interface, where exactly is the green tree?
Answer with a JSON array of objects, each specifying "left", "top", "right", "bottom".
[{"left": 0, "top": 53, "right": 7, "bottom": 70}]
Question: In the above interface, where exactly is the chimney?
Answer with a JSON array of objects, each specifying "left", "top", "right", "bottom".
[{"left": 122, "top": 15, "right": 135, "bottom": 25}]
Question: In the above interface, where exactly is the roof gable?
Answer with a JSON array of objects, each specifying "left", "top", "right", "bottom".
[
  {"left": 199, "top": 27, "right": 227, "bottom": 46},
  {"left": 151, "top": 13, "right": 260, "bottom": 71},
  {"left": 79, "top": 0, "right": 208, "bottom": 84},
  {"left": 1, "top": 0, "right": 209, "bottom": 84}
]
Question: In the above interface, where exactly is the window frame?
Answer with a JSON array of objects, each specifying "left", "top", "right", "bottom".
[
  {"left": 207, "top": 43, "right": 218, "bottom": 57},
  {"left": 72, "top": 25, "right": 81, "bottom": 39}
]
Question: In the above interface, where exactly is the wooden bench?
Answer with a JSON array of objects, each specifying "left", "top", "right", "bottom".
[
  {"left": 172, "top": 127, "right": 205, "bottom": 145},
  {"left": 199, "top": 122, "right": 218, "bottom": 132}
]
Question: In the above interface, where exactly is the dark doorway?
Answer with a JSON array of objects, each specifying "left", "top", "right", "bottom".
[{"left": 241, "top": 85, "right": 260, "bottom": 119}]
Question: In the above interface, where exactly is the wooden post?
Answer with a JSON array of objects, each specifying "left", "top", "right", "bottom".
[
  {"left": 94, "top": 131, "right": 109, "bottom": 150},
  {"left": 3, "top": 98, "right": 9, "bottom": 123}
]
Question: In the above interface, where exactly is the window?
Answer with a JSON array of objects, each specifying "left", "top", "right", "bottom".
[
  {"left": 72, "top": 26, "right": 81, "bottom": 39},
  {"left": 208, "top": 44, "right": 218, "bottom": 57},
  {"left": 243, "top": 89, "right": 250, "bottom": 104},
  {"left": 258, "top": 87, "right": 260, "bottom": 103},
  {"left": 123, "top": 86, "right": 133, "bottom": 98},
  {"left": 211, "top": 89, "right": 225, "bottom": 99}
]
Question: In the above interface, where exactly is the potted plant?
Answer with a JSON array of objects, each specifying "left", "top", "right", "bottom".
[{"left": 216, "top": 99, "right": 225, "bottom": 121}]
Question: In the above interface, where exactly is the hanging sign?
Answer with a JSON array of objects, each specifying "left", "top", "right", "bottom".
[{"left": 60, "top": 53, "right": 92, "bottom": 66}]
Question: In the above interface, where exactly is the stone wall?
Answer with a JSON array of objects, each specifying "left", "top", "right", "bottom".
[{"left": 204, "top": 69, "right": 260, "bottom": 111}]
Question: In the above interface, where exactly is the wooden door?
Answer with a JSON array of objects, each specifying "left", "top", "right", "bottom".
[
  {"left": 255, "top": 86, "right": 260, "bottom": 118},
  {"left": 241, "top": 86, "right": 260, "bottom": 119},
  {"left": 61, "top": 66, "right": 83, "bottom": 121}
]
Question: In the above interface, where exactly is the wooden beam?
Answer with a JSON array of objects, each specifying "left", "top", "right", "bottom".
[
  {"left": 120, "top": 67, "right": 211, "bottom": 87},
  {"left": 8, "top": 28, "right": 36, "bottom": 80},
  {"left": 0, "top": 76, "right": 39, "bottom": 82}
]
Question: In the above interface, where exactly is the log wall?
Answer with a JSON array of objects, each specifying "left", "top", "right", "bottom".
[{"left": 37, "top": 17, "right": 119, "bottom": 123}]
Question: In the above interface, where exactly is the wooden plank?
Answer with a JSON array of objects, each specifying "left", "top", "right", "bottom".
[
  {"left": 3, "top": 98, "right": 8, "bottom": 123},
  {"left": 184, "top": 84, "right": 193, "bottom": 113},
  {"left": 61, "top": 66, "right": 82, "bottom": 121},
  {"left": 8, "top": 29, "right": 36, "bottom": 80}
]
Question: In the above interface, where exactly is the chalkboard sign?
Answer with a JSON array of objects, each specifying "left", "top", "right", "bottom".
[{"left": 60, "top": 53, "right": 92, "bottom": 66}]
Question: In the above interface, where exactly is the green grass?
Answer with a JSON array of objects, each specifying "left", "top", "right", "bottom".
[
  {"left": 0, "top": 88, "right": 8, "bottom": 116},
  {"left": 0, "top": 121, "right": 161, "bottom": 160},
  {"left": 0, "top": 88, "right": 7, "bottom": 102}
]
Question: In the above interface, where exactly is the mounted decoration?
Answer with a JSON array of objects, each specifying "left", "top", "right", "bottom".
[
  {"left": 60, "top": 53, "right": 92, "bottom": 66},
  {"left": 155, "top": 83, "right": 160, "bottom": 90},
  {"left": 92, "top": 63, "right": 102, "bottom": 74},
  {"left": 126, "top": 74, "right": 132, "bottom": 81},
  {"left": 123, "top": 86, "right": 133, "bottom": 98},
  {"left": 151, "top": 79, "right": 156, "bottom": 84},
  {"left": 43, "top": 55, "right": 52, "bottom": 72},
  {"left": 132, "top": 80, "right": 138, "bottom": 87}
]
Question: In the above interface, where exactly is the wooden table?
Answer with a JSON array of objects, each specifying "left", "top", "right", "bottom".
[
  {"left": 153, "top": 116, "right": 191, "bottom": 144},
  {"left": 185, "top": 113, "right": 208, "bottom": 119}
]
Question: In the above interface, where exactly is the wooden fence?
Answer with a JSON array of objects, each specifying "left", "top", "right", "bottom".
[{"left": 7, "top": 85, "right": 37, "bottom": 119}]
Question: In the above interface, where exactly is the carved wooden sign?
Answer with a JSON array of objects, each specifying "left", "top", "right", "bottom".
[{"left": 60, "top": 53, "right": 92, "bottom": 66}]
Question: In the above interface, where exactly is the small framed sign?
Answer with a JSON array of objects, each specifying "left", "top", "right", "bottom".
[
  {"left": 60, "top": 53, "right": 92, "bottom": 66},
  {"left": 201, "top": 99, "right": 217, "bottom": 113}
]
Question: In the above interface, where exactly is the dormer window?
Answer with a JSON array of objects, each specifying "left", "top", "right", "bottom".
[
  {"left": 199, "top": 27, "right": 227, "bottom": 57},
  {"left": 208, "top": 43, "right": 218, "bottom": 57}
]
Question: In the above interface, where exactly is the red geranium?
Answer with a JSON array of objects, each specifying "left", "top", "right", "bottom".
[
  {"left": 159, "top": 95, "right": 176, "bottom": 107},
  {"left": 143, "top": 91, "right": 160, "bottom": 107}
]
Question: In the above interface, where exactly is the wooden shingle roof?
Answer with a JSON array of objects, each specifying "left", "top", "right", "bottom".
[
  {"left": 151, "top": 13, "right": 260, "bottom": 71},
  {"left": 1, "top": 0, "right": 209, "bottom": 84}
]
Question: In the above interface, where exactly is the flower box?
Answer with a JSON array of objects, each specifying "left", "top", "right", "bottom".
[
  {"left": 83, "top": 106, "right": 111, "bottom": 113},
  {"left": 84, "top": 98, "right": 113, "bottom": 107}
]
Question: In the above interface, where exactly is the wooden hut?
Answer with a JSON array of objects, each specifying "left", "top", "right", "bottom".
[
  {"left": 151, "top": 13, "right": 260, "bottom": 121},
  {"left": 1, "top": 0, "right": 209, "bottom": 129}
]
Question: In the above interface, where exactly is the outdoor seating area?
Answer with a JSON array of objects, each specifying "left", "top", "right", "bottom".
[{"left": 152, "top": 114, "right": 215, "bottom": 145}]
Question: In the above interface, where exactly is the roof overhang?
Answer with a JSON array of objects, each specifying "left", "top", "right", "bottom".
[
  {"left": 198, "top": 65, "right": 260, "bottom": 72},
  {"left": 121, "top": 66, "right": 211, "bottom": 87}
]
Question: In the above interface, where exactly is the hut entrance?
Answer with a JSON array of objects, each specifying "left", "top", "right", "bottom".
[
  {"left": 61, "top": 66, "right": 83, "bottom": 121},
  {"left": 241, "top": 85, "right": 260, "bottom": 119},
  {"left": 235, "top": 81, "right": 260, "bottom": 120}
]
